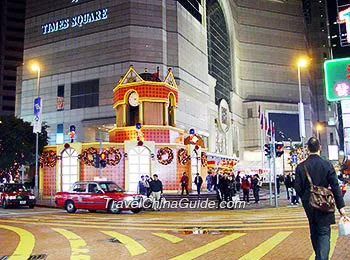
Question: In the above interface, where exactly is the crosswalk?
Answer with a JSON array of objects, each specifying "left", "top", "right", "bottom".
[{"left": 0, "top": 206, "right": 348, "bottom": 259}]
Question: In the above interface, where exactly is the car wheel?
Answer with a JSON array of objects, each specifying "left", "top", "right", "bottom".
[
  {"left": 88, "top": 210, "right": 96, "bottom": 213},
  {"left": 131, "top": 208, "right": 142, "bottom": 214},
  {"left": 65, "top": 201, "right": 76, "bottom": 213},
  {"left": 29, "top": 205, "right": 35, "bottom": 209},
  {"left": 107, "top": 200, "right": 121, "bottom": 214},
  {"left": 2, "top": 199, "right": 8, "bottom": 209}
]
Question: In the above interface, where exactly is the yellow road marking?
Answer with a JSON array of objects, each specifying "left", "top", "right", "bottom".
[
  {"left": 170, "top": 232, "right": 245, "bottom": 260},
  {"left": 101, "top": 231, "right": 147, "bottom": 256},
  {"left": 0, "top": 219, "right": 310, "bottom": 231},
  {"left": 308, "top": 229, "right": 338, "bottom": 260},
  {"left": 52, "top": 228, "right": 90, "bottom": 260},
  {"left": 152, "top": 232, "right": 183, "bottom": 243},
  {"left": 239, "top": 231, "right": 293, "bottom": 260},
  {"left": 12, "top": 217, "right": 308, "bottom": 228},
  {"left": 0, "top": 224, "right": 35, "bottom": 260}
]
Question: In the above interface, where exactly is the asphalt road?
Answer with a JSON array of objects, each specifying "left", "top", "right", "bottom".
[{"left": 1, "top": 204, "right": 350, "bottom": 260}]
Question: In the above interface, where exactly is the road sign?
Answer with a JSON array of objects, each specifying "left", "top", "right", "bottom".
[
  {"left": 33, "top": 97, "right": 42, "bottom": 133},
  {"left": 291, "top": 154, "right": 298, "bottom": 164},
  {"left": 324, "top": 57, "right": 350, "bottom": 101}
]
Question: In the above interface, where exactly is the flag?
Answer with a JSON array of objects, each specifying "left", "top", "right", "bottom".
[
  {"left": 258, "top": 105, "right": 261, "bottom": 119},
  {"left": 267, "top": 120, "right": 271, "bottom": 137},
  {"left": 272, "top": 122, "right": 275, "bottom": 138},
  {"left": 260, "top": 113, "right": 264, "bottom": 129},
  {"left": 264, "top": 116, "right": 268, "bottom": 131}
]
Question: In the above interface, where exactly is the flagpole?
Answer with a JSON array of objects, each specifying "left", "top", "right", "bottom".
[
  {"left": 268, "top": 119, "right": 273, "bottom": 206},
  {"left": 272, "top": 122, "right": 278, "bottom": 208}
]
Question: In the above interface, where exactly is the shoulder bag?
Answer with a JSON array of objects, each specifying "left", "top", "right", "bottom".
[{"left": 304, "top": 165, "right": 335, "bottom": 213}]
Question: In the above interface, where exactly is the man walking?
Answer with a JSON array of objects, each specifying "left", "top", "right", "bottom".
[
  {"left": 194, "top": 173, "right": 203, "bottom": 195},
  {"left": 295, "top": 137, "right": 347, "bottom": 260},
  {"left": 149, "top": 174, "right": 163, "bottom": 211}
]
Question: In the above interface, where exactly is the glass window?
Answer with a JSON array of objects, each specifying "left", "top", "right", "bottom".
[
  {"left": 61, "top": 148, "right": 79, "bottom": 191},
  {"left": 72, "top": 183, "right": 87, "bottom": 192},
  {"left": 128, "top": 147, "right": 150, "bottom": 192},
  {"left": 71, "top": 79, "right": 99, "bottom": 109}
]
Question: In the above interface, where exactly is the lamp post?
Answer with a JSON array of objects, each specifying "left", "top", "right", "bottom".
[
  {"left": 31, "top": 64, "right": 41, "bottom": 197},
  {"left": 297, "top": 58, "right": 308, "bottom": 156}
]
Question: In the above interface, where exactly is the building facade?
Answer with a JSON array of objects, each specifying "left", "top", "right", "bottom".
[
  {"left": 17, "top": 0, "right": 311, "bottom": 176},
  {"left": 0, "top": 0, "right": 26, "bottom": 116}
]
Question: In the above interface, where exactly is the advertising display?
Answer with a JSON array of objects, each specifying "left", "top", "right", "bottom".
[{"left": 324, "top": 57, "right": 350, "bottom": 101}]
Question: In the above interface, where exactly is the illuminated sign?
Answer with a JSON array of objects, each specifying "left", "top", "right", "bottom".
[
  {"left": 337, "top": 0, "right": 350, "bottom": 47},
  {"left": 324, "top": 57, "right": 350, "bottom": 101},
  {"left": 42, "top": 8, "right": 107, "bottom": 35}
]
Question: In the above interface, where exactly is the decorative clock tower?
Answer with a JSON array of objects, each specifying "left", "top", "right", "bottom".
[{"left": 109, "top": 66, "right": 182, "bottom": 143}]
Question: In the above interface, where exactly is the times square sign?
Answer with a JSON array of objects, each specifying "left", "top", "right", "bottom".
[{"left": 41, "top": 7, "right": 108, "bottom": 35}]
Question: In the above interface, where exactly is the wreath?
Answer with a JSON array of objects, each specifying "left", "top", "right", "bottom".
[
  {"left": 106, "top": 147, "right": 122, "bottom": 166},
  {"left": 201, "top": 152, "right": 208, "bottom": 167},
  {"left": 39, "top": 150, "right": 57, "bottom": 168},
  {"left": 81, "top": 147, "right": 98, "bottom": 166},
  {"left": 177, "top": 148, "right": 190, "bottom": 165},
  {"left": 157, "top": 147, "right": 174, "bottom": 165}
]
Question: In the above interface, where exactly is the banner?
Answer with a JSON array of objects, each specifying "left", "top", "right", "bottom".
[{"left": 33, "top": 97, "right": 42, "bottom": 133}]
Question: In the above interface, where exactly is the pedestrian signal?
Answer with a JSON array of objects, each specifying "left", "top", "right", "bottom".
[
  {"left": 92, "top": 153, "right": 99, "bottom": 168},
  {"left": 275, "top": 143, "right": 284, "bottom": 157}
]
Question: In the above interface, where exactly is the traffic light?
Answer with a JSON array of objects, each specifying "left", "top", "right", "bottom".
[
  {"left": 100, "top": 152, "right": 107, "bottom": 168},
  {"left": 92, "top": 153, "right": 99, "bottom": 168},
  {"left": 264, "top": 144, "right": 272, "bottom": 158},
  {"left": 275, "top": 143, "right": 284, "bottom": 157}
]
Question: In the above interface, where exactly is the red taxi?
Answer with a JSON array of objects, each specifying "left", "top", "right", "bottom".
[
  {"left": 55, "top": 181, "right": 144, "bottom": 214},
  {"left": 0, "top": 183, "right": 36, "bottom": 209}
]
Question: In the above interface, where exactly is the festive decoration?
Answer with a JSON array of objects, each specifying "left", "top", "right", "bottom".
[
  {"left": 157, "top": 147, "right": 174, "bottom": 165},
  {"left": 81, "top": 147, "right": 98, "bottom": 166},
  {"left": 201, "top": 152, "right": 208, "bottom": 167},
  {"left": 64, "top": 143, "right": 70, "bottom": 149},
  {"left": 105, "top": 147, "right": 122, "bottom": 166},
  {"left": 138, "top": 141, "right": 144, "bottom": 146},
  {"left": 40, "top": 150, "right": 58, "bottom": 168},
  {"left": 177, "top": 148, "right": 190, "bottom": 165}
]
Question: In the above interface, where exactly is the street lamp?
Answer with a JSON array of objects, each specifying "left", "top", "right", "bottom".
[
  {"left": 297, "top": 57, "right": 308, "bottom": 156},
  {"left": 31, "top": 63, "right": 41, "bottom": 197},
  {"left": 315, "top": 123, "right": 323, "bottom": 141}
]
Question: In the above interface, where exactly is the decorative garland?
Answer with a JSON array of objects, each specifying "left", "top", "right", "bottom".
[
  {"left": 106, "top": 147, "right": 122, "bottom": 166},
  {"left": 177, "top": 148, "right": 190, "bottom": 165},
  {"left": 81, "top": 147, "right": 98, "bottom": 166},
  {"left": 157, "top": 147, "right": 174, "bottom": 165},
  {"left": 201, "top": 152, "right": 208, "bottom": 167},
  {"left": 40, "top": 150, "right": 57, "bottom": 168}
]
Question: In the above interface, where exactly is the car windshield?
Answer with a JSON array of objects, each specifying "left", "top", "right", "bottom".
[
  {"left": 99, "top": 182, "right": 124, "bottom": 192},
  {"left": 5, "top": 184, "right": 28, "bottom": 193}
]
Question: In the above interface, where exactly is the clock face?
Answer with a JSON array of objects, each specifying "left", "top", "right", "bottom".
[{"left": 128, "top": 92, "right": 139, "bottom": 107}]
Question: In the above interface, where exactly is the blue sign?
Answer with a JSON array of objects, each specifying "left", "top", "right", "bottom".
[
  {"left": 70, "top": 125, "right": 76, "bottom": 132},
  {"left": 42, "top": 8, "right": 108, "bottom": 35},
  {"left": 34, "top": 97, "right": 41, "bottom": 116},
  {"left": 291, "top": 154, "right": 298, "bottom": 164}
]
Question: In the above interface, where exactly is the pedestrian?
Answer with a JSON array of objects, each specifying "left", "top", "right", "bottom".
[
  {"left": 145, "top": 175, "right": 152, "bottom": 197},
  {"left": 251, "top": 174, "right": 260, "bottom": 204},
  {"left": 149, "top": 174, "right": 163, "bottom": 211},
  {"left": 241, "top": 176, "right": 250, "bottom": 203},
  {"left": 235, "top": 172, "right": 241, "bottom": 192},
  {"left": 205, "top": 172, "right": 212, "bottom": 192},
  {"left": 212, "top": 171, "right": 218, "bottom": 191},
  {"left": 290, "top": 173, "right": 299, "bottom": 205},
  {"left": 284, "top": 173, "right": 292, "bottom": 200},
  {"left": 295, "top": 137, "right": 347, "bottom": 260},
  {"left": 194, "top": 173, "right": 203, "bottom": 195},
  {"left": 276, "top": 175, "right": 281, "bottom": 196},
  {"left": 137, "top": 175, "right": 147, "bottom": 196},
  {"left": 227, "top": 175, "right": 236, "bottom": 202},
  {"left": 180, "top": 172, "right": 189, "bottom": 195}
]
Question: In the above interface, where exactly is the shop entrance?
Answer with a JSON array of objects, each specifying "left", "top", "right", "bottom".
[{"left": 128, "top": 146, "right": 151, "bottom": 192}]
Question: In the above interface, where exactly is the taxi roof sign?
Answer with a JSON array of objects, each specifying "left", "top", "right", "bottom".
[{"left": 325, "top": 57, "right": 350, "bottom": 102}]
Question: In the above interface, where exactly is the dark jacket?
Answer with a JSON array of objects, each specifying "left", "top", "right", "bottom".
[
  {"left": 149, "top": 179, "right": 163, "bottom": 193},
  {"left": 295, "top": 154, "right": 345, "bottom": 226},
  {"left": 194, "top": 175, "right": 203, "bottom": 186},
  {"left": 251, "top": 178, "right": 260, "bottom": 191}
]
